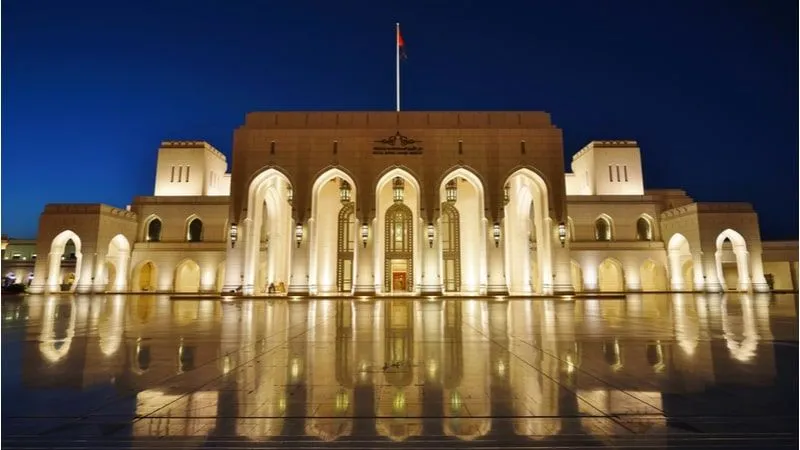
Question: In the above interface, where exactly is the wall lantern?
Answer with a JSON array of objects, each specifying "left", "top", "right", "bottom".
[
  {"left": 295, "top": 223, "right": 303, "bottom": 248},
  {"left": 392, "top": 177, "right": 405, "bottom": 203},
  {"left": 427, "top": 223, "right": 435, "bottom": 248},
  {"left": 360, "top": 224, "right": 369, "bottom": 248},
  {"left": 230, "top": 223, "right": 238, "bottom": 248},
  {"left": 287, "top": 187, "right": 294, "bottom": 205},
  {"left": 339, "top": 179, "right": 352, "bottom": 204},
  {"left": 503, "top": 183, "right": 510, "bottom": 205},
  {"left": 445, "top": 179, "right": 458, "bottom": 203},
  {"left": 493, "top": 223, "right": 501, "bottom": 248},
  {"left": 558, "top": 222, "right": 567, "bottom": 247}
]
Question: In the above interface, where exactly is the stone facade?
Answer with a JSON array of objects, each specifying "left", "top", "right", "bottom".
[{"left": 16, "top": 111, "right": 796, "bottom": 296}]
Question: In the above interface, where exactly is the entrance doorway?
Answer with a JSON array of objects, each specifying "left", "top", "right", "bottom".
[{"left": 390, "top": 259, "right": 410, "bottom": 292}]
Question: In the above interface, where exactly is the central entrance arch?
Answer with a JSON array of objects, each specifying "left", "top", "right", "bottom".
[{"left": 375, "top": 168, "right": 421, "bottom": 295}]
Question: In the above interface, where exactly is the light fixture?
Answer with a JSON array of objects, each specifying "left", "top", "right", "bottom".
[
  {"left": 493, "top": 223, "right": 501, "bottom": 248},
  {"left": 445, "top": 179, "right": 457, "bottom": 203},
  {"left": 427, "top": 223, "right": 435, "bottom": 248},
  {"left": 503, "top": 183, "right": 510, "bottom": 205},
  {"left": 558, "top": 222, "right": 567, "bottom": 247},
  {"left": 361, "top": 224, "right": 369, "bottom": 248},
  {"left": 295, "top": 223, "right": 303, "bottom": 248},
  {"left": 339, "top": 179, "right": 352, "bottom": 204},
  {"left": 392, "top": 177, "right": 405, "bottom": 203},
  {"left": 287, "top": 186, "right": 293, "bottom": 205},
  {"left": 230, "top": 223, "right": 238, "bottom": 248}
]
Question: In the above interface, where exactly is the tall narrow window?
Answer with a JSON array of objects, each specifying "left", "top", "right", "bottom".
[
  {"left": 441, "top": 202, "right": 461, "bottom": 292},
  {"left": 186, "top": 166, "right": 190, "bottom": 182},
  {"left": 608, "top": 165, "right": 613, "bottom": 182},
  {"left": 624, "top": 166, "right": 628, "bottom": 182},
  {"left": 178, "top": 166, "right": 183, "bottom": 183},
  {"left": 636, "top": 217, "right": 652, "bottom": 241},
  {"left": 616, "top": 165, "right": 621, "bottom": 182},
  {"left": 520, "top": 140, "right": 526, "bottom": 155},
  {"left": 595, "top": 217, "right": 611, "bottom": 241},
  {"left": 336, "top": 202, "right": 355, "bottom": 292},
  {"left": 147, "top": 218, "right": 162, "bottom": 242},
  {"left": 384, "top": 203, "right": 414, "bottom": 293},
  {"left": 171, "top": 166, "right": 175, "bottom": 182},
  {"left": 187, "top": 218, "right": 203, "bottom": 242}
]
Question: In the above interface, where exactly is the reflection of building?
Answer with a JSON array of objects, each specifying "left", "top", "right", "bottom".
[
  {"left": 23, "top": 112, "right": 798, "bottom": 296},
  {"left": 10, "top": 294, "right": 790, "bottom": 443}
]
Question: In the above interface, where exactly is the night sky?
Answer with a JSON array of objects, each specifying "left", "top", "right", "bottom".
[{"left": 2, "top": 1, "right": 797, "bottom": 240}]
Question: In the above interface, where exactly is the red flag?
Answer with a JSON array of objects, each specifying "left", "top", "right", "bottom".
[{"left": 397, "top": 25, "right": 407, "bottom": 59}]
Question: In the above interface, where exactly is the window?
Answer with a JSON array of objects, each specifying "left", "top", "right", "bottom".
[
  {"left": 608, "top": 165, "right": 613, "bottom": 182},
  {"left": 12, "top": 253, "right": 21, "bottom": 260},
  {"left": 177, "top": 166, "right": 183, "bottom": 183},
  {"left": 147, "top": 218, "right": 162, "bottom": 242},
  {"left": 624, "top": 166, "right": 629, "bottom": 182},
  {"left": 186, "top": 166, "right": 190, "bottom": 182},
  {"left": 616, "top": 165, "right": 621, "bottom": 182},
  {"left": 171, "top": 166, "right": 175, "bottom": 182},
  {"left": 595, "top": 217, "right": 612, "bottom": 241},
  {"left": 187, "top": 218, "right": 203, "bottom": 242},
  {"left": 636, "top": 217, "right": 652, "bottom": 241},
  {"left": 336, "top": 202, "right": 355, "bottom": 292},
  {"left": 31, "top": 254, "right": 37, "bottom": 260}
]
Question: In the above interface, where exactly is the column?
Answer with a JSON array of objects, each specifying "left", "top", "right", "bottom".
[
  {"left": 551, "top": 228, "right": 574, "bottom": 295},
  {"left": 353, "top": 219, "right": 376, "bottom": 296},
  {"left": 288, "top": 221, "right": 310, "bottom": 296},
  {"left": 748, "top": 250, "right": 770, "bottom": 293},
  {"left": 44, "top": 252, "right": 62, "bottom": 293},
  {"left": 735, "top": 250, "right": 752, "bottom": 292},
  {"left": 692, "top": 251, "right": 705, "bottom": 291},
  {"left": 668, "top": 251, "right": 684, "bottom": 291},
  {"left": 222, "top": 228, "right": 246, "bottom": 294},
  {"left": 487, "top": 221, "right": 508, "bottom": 296},
  {"left": 703, "top": 251, "right": 722, "bottom": 293},
  {"left": 420, "top": 222, "right": 441, "bottom": 295},
  {"left": 116, "top": 253, "right": 130, "bottom": 291},
  {"left": 76, "top": 250, "right": 95, "bottom": 294}
]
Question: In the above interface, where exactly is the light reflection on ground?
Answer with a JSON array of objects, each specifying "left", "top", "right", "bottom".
[{"left": 2, "top": 293, "right": 797, "bottom": 448}]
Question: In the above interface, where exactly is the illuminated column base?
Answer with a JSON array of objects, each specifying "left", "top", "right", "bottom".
[
  {"left": 222, "top": 244, "right": 245, "bottom": 294},
  {"left": 487, "top": 236, "right": 508, "bottom": 296},
  {"left": 703, "top": 252, "right": 723, "bottom": 293},
  {"left": 353, "top": 221, "right": 376, "bottom": 296},
  {"left": 420, "top": 242, "right": 442, "bottom": 295},
  {"left": 552, "top": 241, "right": 574, "bottom": 295},
  {"left": 288, "top": 226, "right": 310, "bottom": 296},
  {"left": 75, "top": 252, "right": 94, "bottom": 294}
]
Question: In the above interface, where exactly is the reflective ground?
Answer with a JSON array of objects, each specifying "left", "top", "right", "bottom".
[{"left": 1, "top": 294, "right": 797, "bottom": 449}]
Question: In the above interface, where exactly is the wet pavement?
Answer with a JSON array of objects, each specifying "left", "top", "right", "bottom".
[{"left": 1, "top": 293, "right": 797, "bottom": 449}]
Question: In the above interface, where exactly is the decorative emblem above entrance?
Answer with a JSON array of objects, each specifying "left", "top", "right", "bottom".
[{"left": 372, "top": 131, "right": 423, "bottom": 155}]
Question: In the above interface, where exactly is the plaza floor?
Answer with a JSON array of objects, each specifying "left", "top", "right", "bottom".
[{"left": 1, "top": 293, "right": 797, "bottom": 449}]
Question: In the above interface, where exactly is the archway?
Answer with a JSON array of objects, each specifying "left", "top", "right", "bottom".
[
  {"left": 105, "top": 234, "right": 131, "bottom": 291},
  {"left": 570, "top": 260, "right": 584, "bottom": 293},
  {"left": 46, "top": 230, "right": 82, "bottom": 293},
  {"left": 242, "top": 168, "right": 293, "bottom": 295},
  {"left": 715, "top": 229, "right": 751, "bottom": 292},
  {"left": 667, "top": 233, "right": 695, "bottom": 291},
  {"left": 598, "top": 258, "right": 624, "bottom": 292},
  {"left": 174, "top": 259, "right": 201, "bottom": 293},
  {"left": 186, "top": 216, "right": 203, "bottom": 242},
  {"left": 133, "top": 261, "right": 157, "bottom": 292},
  {"left": 145, "top": 216, "right": 162, "bottom": 242},
  {"left": 503, "top": 168, "right": 551, "bottom": 294},
  {"left": 309, "top": 169, "right": 358, "bottom": 295},
  {"left": 640, "top": 259, "right": 668, "bottom": 291},
  {"left": 438, "top": 168, "right": 486, "bottom": 294},
  {"left": 594, "top": 215, "right": 613, "bottom": 241},
  {"left": 376, "top": 168, "right": 421, "bottom": 294}
]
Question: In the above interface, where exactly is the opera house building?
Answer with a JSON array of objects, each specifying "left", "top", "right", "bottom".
[{"left": 3, "top": 111, "right": 797, "bottom": 296}]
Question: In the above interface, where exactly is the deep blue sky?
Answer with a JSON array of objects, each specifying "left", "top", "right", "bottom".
[{"left": 2, "top": 0, "right": 797, "bottom": 239}]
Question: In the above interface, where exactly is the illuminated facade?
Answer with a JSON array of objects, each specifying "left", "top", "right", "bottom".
[{"left": 21, "top": 111, "right": 798, "bottom": 295}]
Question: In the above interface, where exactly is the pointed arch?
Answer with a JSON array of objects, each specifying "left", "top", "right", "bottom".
[
  {"left": 598, "top": 258, "right": 624, "bottom": 292},
  {"left": 47, "top": 230, "right": 83, "bottom": 292},
  {"left": 174, "top": 259, "right": 201, "bottom": 292},
  {"left": 503, "top": 167, "right": 551, "bottom": 294},
  {"left": 384, "top": 203, "right": 414, "bottom": 293},
  {"left": 715, "top": 229, "right": 750, "bottom": 291},
  {"left": 439, "top": 166, "right": 486, "bottom": 293},
  {"left": 336, "top": 202, "right": 356, "bottom": 293},
  {"left": 440, "top": 202, "right": 462, "bottom": 292},
  {"left": 185, "top": 215, "right": 204, "bottom": 242},
  {"left": 132, "top": 260, "right": 157, "bottom": 292},
  {"left": 594, "top": 214, "right": 614, "bottom": 241},
  {"left": 376, "top": 167, "right": 421, "bottom": 294},
  {"left": 636, "top": 214, "right": 655, "bottom": 241},
  {"left": 144, "top": 215, "right": 163, "bottom": 242},
  {"left": 640, "top": 259, "right": 668, "bottom": 291}
]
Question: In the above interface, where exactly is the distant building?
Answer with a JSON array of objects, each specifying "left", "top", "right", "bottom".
[{"left": 23, "top": 111, "right": 798, "bottom": 295}]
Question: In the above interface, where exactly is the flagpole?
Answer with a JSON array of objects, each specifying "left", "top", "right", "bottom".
[{"left": 396, "top": 22, "right": 400, "bottom": 112}]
